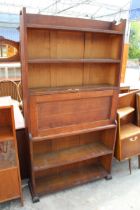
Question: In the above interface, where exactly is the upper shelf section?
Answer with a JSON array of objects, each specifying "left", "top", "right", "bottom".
[
  {"left": 21, "top": 8, "right": 126, "bottom": 61},
  {"left": 27, "top": 29, "right": 123, "bottom": 60}
]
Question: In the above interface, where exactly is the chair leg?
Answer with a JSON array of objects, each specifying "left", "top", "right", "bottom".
[
  {"left": 138, "top": 155, "right": 140, "bottom": 169},
  {"left": 128, "top": 159, "right": 132, "bottom": 174}
]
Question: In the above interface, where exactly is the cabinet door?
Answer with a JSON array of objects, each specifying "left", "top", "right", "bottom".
[
  {"left": 29, "top": 89, "right": 118, "bottom": 137},
  {"left": 0, "top": 168, "right": 20, "bottom": 203}
]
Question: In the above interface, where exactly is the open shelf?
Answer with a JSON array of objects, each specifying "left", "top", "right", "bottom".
[
  {"left": 120, "top": 123, "right": 140, "bottom": 140},
  {"left": 33, "top": 142, "right": 112, "bottom": 171},
  {"left": 117, "top": 107, "right": 135, "bottom": 118},
  {"left": 35, "top": 164, "right": 108, "bottom": 195},
  {"left": 28, "top": 58, "right": 121, "bottom": 64},
  {"left": 0, "top": 126, "right": 14, "bottom": 142},
  {"left": 27, "top": 24, "right": 124, "bottom": 35},
  {"left": 29, "top": 84, "right": 117, "bottom": 96}
]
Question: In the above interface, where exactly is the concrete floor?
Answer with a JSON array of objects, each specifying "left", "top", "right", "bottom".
[{"left": 1, "top": 157, "right": 140, "bottom": 210}]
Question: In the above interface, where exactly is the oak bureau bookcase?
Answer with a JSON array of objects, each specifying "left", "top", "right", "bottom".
[{"left": 20, "top": 7, "right": 126, "bottom": 202}]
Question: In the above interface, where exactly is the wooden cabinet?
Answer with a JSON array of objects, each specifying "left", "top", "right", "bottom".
[
  {"left": 20, "top": 8, "right": 125, "bottom": 201},
  {"left": 115, "top": 90, "right": 140, "bottom": 173},
  {"left": 0, "top": 106, "right": 23, "bottom": 204}
]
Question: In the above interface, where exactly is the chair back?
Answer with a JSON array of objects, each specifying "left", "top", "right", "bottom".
[{"left": 0, "top": 80, "right": 20, "bottom": 102}]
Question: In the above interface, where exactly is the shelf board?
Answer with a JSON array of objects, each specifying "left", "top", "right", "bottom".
[
  {"left": 27, "top": 24, "right": 124, "bottom": 35},
  {"left": 32, "top": 123, "right": 116, "bottom": 141},
  {"left": 33, "top": 142, "right": 112, "bottom": 171},
  {"left": 29, "top": 84, "right": 118, "bottom": 96},
  {"left": 117, "top": 107, "right": 135, "bottom": 118},
  {"left": 35, "top": 164, "right": 108, "bottom": 195},
  {"left": 120, "top": 123, "right": 140, "bottom": 140},
  {"left": 0, "top": 126, "right": 14, "bottom": 142},
  {"left": 28, "top": 58, "right": 121, "bottom": 64}
]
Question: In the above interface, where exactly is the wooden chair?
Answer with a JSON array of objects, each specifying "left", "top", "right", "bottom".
[
  {"left": 17, "top": 81, "right": 23, "bottom": 107},
  {"left": 0, "top": 80, "right": 21, "bottom": 104}
]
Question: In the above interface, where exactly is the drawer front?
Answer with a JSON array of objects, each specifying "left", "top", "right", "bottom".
[
  {"left": 0, "top": 168, "right": 20, "bottom": 202},
  {"left": 121, "top": 135, "right": 140, "bottom": 159},
  {"left": 30, "top": 90, "right": 118, "bottom": 136}
]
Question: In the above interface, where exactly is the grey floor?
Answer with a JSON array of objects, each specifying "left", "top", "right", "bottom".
[{"left": 1, "top": 157, "right": 140, "bottom": 210}]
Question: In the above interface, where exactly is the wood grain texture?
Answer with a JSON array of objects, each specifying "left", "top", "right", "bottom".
[
  {"left": 0, "top": 106, "right": 23, "bottom": 204},
  {"left": 33, "top": 142, "right": 112, "bottom": 171},
  {"left": 20, "top": 8, "right": 125, "bottom": 198},
  {"left": 35, "top": 164, "right": 108, "bottom": 195},
  {"left": 115, "top": 91, "right": 140, "bottom": 162},
  {"left": 120, "top": 123, "right": 140, "bottom": 140},
  {"left": 0, "top": 168, "right": 20, "bottom": 203},
  {"left": 28, "top": 58, "right": 121, "bottom": 64},
  {"left": 29, "top": 90, "right": 117, "bottom": 137},
  {"left": 117, "top": 107, "right": 135, "bottom": 118}
]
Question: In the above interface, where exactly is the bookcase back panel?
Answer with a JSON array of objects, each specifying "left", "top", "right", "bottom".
[
  {"left": 34, "top": 157, "right": 100, "bottom": 178},
  {"left": 34, "top": 156, "right": 111, "bottom": 187},
  {"left": 26, "top": 13, "right": 112, "bottom": 30},
  {"left": 27, "top": 29, "right": 84, "bottom": 59},
  {"left": 29, "top": 90, "right": 116, "bottom": 136},
  {"left": 28, "top": 64, "right": 51, "bottom": 88},
  {"left": 84, "top": 33, "right": 122, "bottom": 59},
  {"left": 33, "top": 130, "right": 115, "bottom": 154},
  {"left": 50, "top": 63, "right": 83, "bottom": 87},
  {"left": 28, "top": 63, "right": 118, "bottom": 88},
  {"left": 27, "top": 29, "right": 50, "bottom": 59},
  {"left": 50, "top": 30, "right": 84, "bottom": 58},
  {"left": 27, "top": 29, "right": 122, "bottom": 59},
  {"left": 0, "top": 108, "right": 12, "bottom": 128},
  {"left": 83, "top": 63, "right": 118, "bottom": 86}
]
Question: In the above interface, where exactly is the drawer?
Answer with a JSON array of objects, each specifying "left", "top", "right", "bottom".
[
  {"left": 29, "top": 89, "right": 118, "bottom": 137},
  {"left": 121, "top": 134, "right": 140, "bottom": 159}
]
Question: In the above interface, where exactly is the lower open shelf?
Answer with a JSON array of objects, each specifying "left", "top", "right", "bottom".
[
  {"left": 35, "top": 164, "right": 108, "bottom": 195},
  {"left": 33, "top": 142, "right": 112, "bottom": 171}
]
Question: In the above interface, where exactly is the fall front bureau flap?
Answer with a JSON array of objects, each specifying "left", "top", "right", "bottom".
[{"left": 29, "top": 89, "right": 118, "bottom": 138}]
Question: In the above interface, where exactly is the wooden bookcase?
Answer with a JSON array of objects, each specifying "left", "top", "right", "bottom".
[
  {"left": 0, "top": 106, "right": 23, "bottom": 205},
  {"left": 20, "top": 8, "right": 126, "bottom": 201},
  {"left": 115, "top": 90, "right": 140, "bottom": 174}
]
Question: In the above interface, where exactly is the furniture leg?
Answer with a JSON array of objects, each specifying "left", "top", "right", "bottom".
[
  {"left": 138, "top": 155, "right": 140, "bottom": 169},
  {"left": 128, "top": 159, "right": 131, "bottom": 174}
]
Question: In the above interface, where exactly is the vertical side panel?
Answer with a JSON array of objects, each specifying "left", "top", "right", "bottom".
[{"left": 20, "top": 8, "right": 29, "bottom": 129}]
